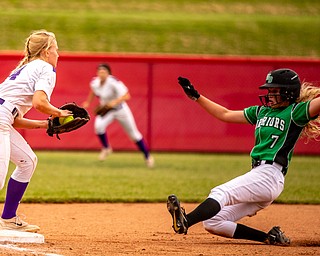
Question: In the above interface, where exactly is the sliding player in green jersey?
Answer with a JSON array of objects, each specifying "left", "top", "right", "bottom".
[{"left": 167, "top": 68, "right": 320, "bottom": 245}]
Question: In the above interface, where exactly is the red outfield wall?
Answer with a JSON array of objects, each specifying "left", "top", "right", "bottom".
[{"left": 1, "top": 52, "right": 319, "bottom": 154}]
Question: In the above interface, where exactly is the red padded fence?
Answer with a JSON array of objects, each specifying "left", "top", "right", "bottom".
[{"left": 1, "top": 52, "right": 319, "bottom": 154}]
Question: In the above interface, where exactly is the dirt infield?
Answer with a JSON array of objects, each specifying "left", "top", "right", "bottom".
[{"left": 0, "top": 204, "right": 319, "bottom": 256}]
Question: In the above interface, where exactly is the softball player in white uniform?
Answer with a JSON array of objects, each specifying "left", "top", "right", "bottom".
[
  {"left": 167, "top": 69, "right": 320, "bottom": 245},
  {"left": 0, "top": 30, "right": 72, "bottom": 232},
  {"left": 82, "top": 64, "right": 154, "bottom": 167}
]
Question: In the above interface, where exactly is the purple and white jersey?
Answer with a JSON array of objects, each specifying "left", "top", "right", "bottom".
[
  {"left": 0, "top": 59, "right": 56, "bottom": 116},
  {"left": 90, "top": 75, "right": 128, "bottom": 107}
]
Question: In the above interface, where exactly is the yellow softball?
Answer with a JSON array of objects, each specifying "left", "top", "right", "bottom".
[{"left": 59, "top": 115, "right": 74, "bottom": 125}]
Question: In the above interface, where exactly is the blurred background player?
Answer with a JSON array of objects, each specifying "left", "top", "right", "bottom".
[
  {"left": 167, "top": 69, "right": 320, "bottom": 245},
  {"left": 82, "top": 63, "right": 154, "bottom": 168},
  {"left": 0, "top": 30, "right": 72, "bottom": 232}
]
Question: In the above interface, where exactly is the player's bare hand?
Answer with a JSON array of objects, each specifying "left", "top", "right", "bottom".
[
  {"left": 58, "top": 109, "right": 73, "bottom": 117},
  {"left": 82, "top": 101, "right": 90, "bottom": 109},
  {"left": 106, "top": 100, "right": 117, "bottom": 108}
]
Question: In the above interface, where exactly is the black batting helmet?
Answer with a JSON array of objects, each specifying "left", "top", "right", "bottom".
[{"left": 259, "top": 68, "right": 301, "bottom": 103}]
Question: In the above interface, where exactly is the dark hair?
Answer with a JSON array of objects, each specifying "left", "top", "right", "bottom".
[{"left": 97, "top": 63, "right": 112, "bottom": 74}]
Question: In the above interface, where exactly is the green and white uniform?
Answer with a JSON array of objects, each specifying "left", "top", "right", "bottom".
[
  {"left": 203, "top": 102, "right": 314, "bottom": 239},
  {"left": 244, "top": 101, "right": 314, "bottom": 171}
]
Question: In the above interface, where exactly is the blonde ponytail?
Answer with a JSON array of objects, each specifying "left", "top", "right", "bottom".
[
  {"left": 298, "top": 82, "right": 320, "bottom": 142},
  {"left": 15, "top": 29, "right": 56, "bottom": 70}
]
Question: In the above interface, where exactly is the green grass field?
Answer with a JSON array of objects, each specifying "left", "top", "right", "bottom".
[
  {"left": 0, "top": 0, "right": 319, "bottom": 56},
  {"left": 2, "top": 152, "right": 319, "bottom": 204}
]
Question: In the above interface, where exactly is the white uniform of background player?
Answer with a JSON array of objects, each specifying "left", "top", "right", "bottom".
[
  {"left": 0, "top": 30, "right": 72, "bottom": 232},
  {"left": 83, "top": 63, "right": 154, "bottom": 167}
]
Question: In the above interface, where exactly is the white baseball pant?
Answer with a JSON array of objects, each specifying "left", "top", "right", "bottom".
[
  {"left": 203, "top": 164, "right": 285, "bottom": 237},
  {"left": 0, "top": 102, "right": 37, "bottom": 189},
  {"left": 94, "top": 104, "right": 142, "bottom": 142}
]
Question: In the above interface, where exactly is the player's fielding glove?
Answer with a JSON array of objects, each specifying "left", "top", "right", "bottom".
[
  {"left": 94, "top": 104, "right": 114, "bottom": 117},
  {"left": 178, "top": 77, "right": 200, "bottom": 101},
  {"left": 47, "top": 102, "right": 90, "bottom": 140}
]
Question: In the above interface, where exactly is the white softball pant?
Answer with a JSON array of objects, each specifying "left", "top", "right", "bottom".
[
  {"left": 203, "top": 164, "right": 285, "bottom": 238},
  {"left": 94, "top": 103, "right": 142, "bottom": 142},
  {"left": 0, "top": 102, "right": 37, "bottom": 189}
]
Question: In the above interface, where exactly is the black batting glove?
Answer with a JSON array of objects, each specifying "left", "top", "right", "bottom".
[{"left": 178, "top": 76, "right": 200, "bottom": 101}]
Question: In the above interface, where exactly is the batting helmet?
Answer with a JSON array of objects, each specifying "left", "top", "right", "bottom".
[{"left": 259, "top": 68, "right": 301, "bottom": 104}]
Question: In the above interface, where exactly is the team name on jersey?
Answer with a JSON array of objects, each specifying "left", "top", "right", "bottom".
[{"left": 256, "top": 116, "right": 285, "bottom": 131}]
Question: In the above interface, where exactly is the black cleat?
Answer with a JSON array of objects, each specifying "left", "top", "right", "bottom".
[
  {"left": 167, "top": 194, "right": 188, "bottom": 234},
  {"left": 266, "top": 226, "right": 290, "bottom": 245}
]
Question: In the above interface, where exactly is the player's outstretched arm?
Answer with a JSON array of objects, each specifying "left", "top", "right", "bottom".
[
  {"left": 13, "top": 117, "right": 48, "bottom": 129},
  {"left": 178, "top": 76, "right": 248, "bottom": 124},
  {"left": 82, "top": 90, "right": 95, "bottom": 109},
  {"left": 309, "top": 96, "right": 320, "bottom": 118},
  {"left": 197, "top": 95, "right": 247, "bottom": 123}
]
